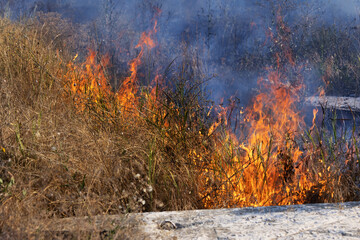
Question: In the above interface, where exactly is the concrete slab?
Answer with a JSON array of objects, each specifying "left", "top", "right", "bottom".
[
  {"left": 34, "top": 201, "right": 360, "bottom": 239},
  {"left": 306, "top": 96, "right": 360, "bottom": 112}
]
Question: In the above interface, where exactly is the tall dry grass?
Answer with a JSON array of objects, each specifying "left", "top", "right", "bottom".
[
  {"left": 0, "top": 15, "right": 202, "bottom": 238},
  {"left": 0, "top": 13, "right": 359, "bottom": 239}
]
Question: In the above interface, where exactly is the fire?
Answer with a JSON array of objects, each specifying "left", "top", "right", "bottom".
[
  {"left": 63, "top": 8, "right": 339, "bottom": 210},
  {"left": 240, "top": 69, "right": 313, "bottom": 205},
  {"left": 65, "top": 50, "right": 112, "bottom": 113},
  {"left": 116, "top": 19, "right": 158, "bottom": 112},
  {"left": 196, "top": 12, "right": 329, "bottom": 208},
  {"left": 310, "top": 109, "right": 318, "bottom": 132},
  {"left": 65, "top": 11, "right": 161, "bottom": 119},
  {"left": 197, "top": 67, "right": 315, "bottom": 208}
]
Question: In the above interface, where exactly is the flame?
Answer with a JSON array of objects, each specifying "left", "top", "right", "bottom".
[
  {"left": 237, "top": 70, "right": 306, "bottom": 206},
  {"left": 197, "top": 67, "right": 313, "bottom": 208},
  {"left": 208, "top": 104, "right": 227, "bottom": 136},
  {"left": 65, "top": 49, "right": 112, "bottom": 113},
  {"left": 65, "top": 11, "right": 161, "bottom": 119},
  {"left": 116, "top": 19, "right": 158, "bottom": 112},
  {"left": 310, "top": 109, "right": 318, "bottom": 131},
  {"left": 63, "top": 9, "right": 338, "bottom": 209},
  {"left": 196, "top": 11, "right": 329, "bottom": 208}
]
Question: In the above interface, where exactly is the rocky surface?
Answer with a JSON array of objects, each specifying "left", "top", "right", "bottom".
[{"left": 33, "top": 201, "right": 360, "bottom": 239}]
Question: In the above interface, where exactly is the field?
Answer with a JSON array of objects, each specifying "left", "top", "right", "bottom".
[{"left": 0, "top": 2, "right": 360, "bottom": 238}]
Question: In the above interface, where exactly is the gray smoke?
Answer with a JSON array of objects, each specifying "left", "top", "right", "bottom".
[{"left": 2, "top": 0, "right": 360, "bottom": 103}]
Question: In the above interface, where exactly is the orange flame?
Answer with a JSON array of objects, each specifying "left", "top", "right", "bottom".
[
  {"left": 65, "top": 49, "right": 112, "bottom": 113},
  {"left": 64, "top": 8, "right": 335, "bottom": 209},
  {"left": 65, "top": 11, "right": 161, "bottom": 119},
  {"left": 197, "top": 67, "right": 312, "bottom": 208},
  {"left": 310, "top": 109, "right": 318, "bottom": 131},
  {"left": 116, "top": 14, "right": 160, "bottom": 113},
  {"left": 196, "top": 10, "right": 328, "bottom": 208}
]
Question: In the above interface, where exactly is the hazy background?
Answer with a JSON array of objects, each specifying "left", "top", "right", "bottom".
[{"left": 1, "top": 0, "right": 360, "bottom": 104}]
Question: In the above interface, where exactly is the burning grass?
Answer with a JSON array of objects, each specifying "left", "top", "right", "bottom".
[{"left": 0, "top": 13, "right": 359, "bottom": 238}]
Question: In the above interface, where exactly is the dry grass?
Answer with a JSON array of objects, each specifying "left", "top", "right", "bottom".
[
  {"left": 0, "top": 14, "right": 359, "bottom": 239},
  {"left": 0, "top": 15, "right": 201, "bottom": 238}
]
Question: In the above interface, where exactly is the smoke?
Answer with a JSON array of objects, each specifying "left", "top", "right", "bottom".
[
  {"left": 4, "top": 0, "right": 360, "bottom": 102},
  {"left": 333, "top": 0, "right": 360, "bottom": 16}
]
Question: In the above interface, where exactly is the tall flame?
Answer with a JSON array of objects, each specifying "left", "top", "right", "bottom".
[
  {"left": 65, "top": 10, "right": 161, "bottom": 119},
  {"left": 116, "top": 18, "right": 158, "bottom": 111},
  {"left": 196, "top": 11, "right": 327, "bottom": 208},
  {"left": 64, "top": 9, "right": 338, "bottom": 209}
]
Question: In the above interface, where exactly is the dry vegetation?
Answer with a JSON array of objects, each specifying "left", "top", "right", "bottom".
[
  {"left": 0, "top": 15, "right": 203, "bottom": 238},
  {"left": 0, "top": 13, "right": 359, "bottom": 239}
]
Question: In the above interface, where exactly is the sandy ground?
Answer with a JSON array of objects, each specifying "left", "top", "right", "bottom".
[{"left": 36, "top": 201, "right": 360, "bottom": 239}]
